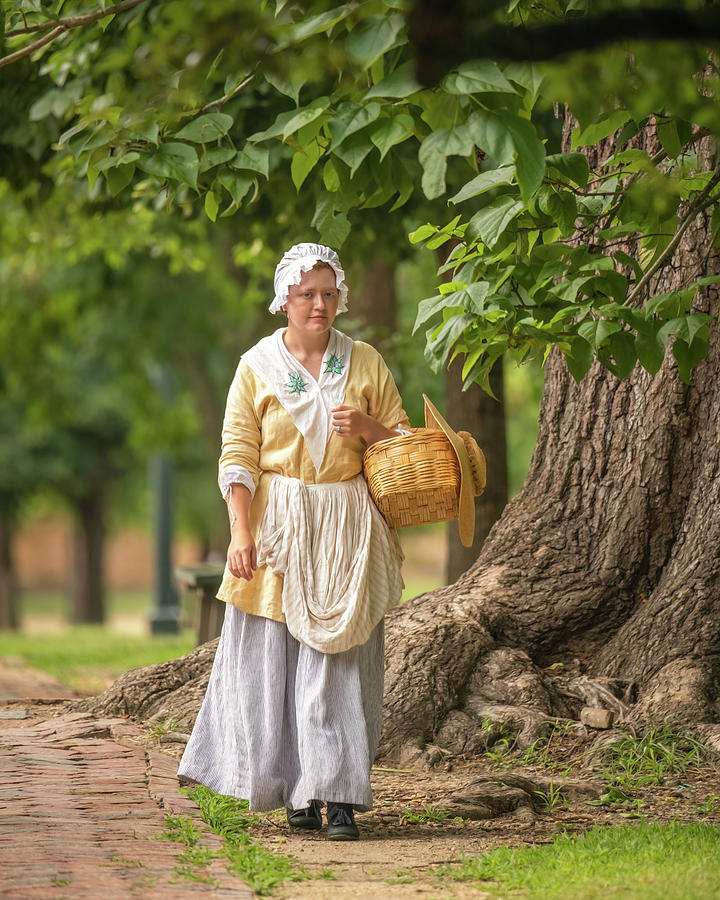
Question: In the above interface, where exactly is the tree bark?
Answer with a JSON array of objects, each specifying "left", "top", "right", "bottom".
[
  {"left": 71, "top": 483, "right": 106, "bottom": 624},
  {"left": 0, "top": 510, "right": 18, "bottom": 630},
  {"left": 445, "top": 357, "right": 508, "bottom": 582},
  {"left": 347, "top": 258, "right": 398, "bottom": 347}
]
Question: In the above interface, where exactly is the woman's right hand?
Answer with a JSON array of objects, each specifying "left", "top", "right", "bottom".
[{"left": 227, "top": 528, "right": 257, "bottom": 581}]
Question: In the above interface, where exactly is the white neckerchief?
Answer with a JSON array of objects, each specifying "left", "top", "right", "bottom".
[{"left": 242, "top": 327, "right": 354, "bottom": 472}]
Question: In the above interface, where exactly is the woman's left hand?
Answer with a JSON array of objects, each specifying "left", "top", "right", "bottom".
[
  {"left": 331, "top": 405, "right": 397, "bottom": 444},
  {"left": 331, "top": 405, "right": 371, "bottom": 439}
]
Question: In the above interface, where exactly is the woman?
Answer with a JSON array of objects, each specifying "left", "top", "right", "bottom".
[{"left": 178, "top": 242, "right": 410, "bottom": 841}]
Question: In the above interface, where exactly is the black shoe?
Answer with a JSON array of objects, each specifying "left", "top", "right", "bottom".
[
  {"left": 286, "top": 798, "right": 323, "bottom": 830},
  {"left": 326, "top": 802, "right": 359, "bottom": 841}
]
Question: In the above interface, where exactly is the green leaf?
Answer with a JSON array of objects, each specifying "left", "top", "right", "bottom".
[
  {"left": 216, "top": 171, "right": 253, "bottom": 206},
  {"left": 204, "top": 189, "right": 219, "bottom": 222},
  {"left": 672, "top": 335, "right": 709, "bottom": 383},
  {"left": 656, "top": 119, "right": 682, "bottom": 159},
  {"left": 545, "top": 152, "right": 590, "bottom": 188},
  {"left": 497, "top": 111, "right": 545, "bottom": 203},
  {"left": 105, "top": 162, "right": 135, "bottom": 197},
  {"left": 449, "top": 166, "right": 515, "bottom": 204},
  {"left": 323, "top": 158, "right": 341, "bottom": 192},
  {"left": 369, "top": 114, "right": 414, "bottom": 161},
  {"left": 232, "top": 144, "right": 270, "bottom": 178},
  {"left": 328, "top": 102, "right": 382, "bottom": 149},
  {"left": 127, "top": 120, "right": 160, "bottom": 146},
  {"left": 413, "top": 293, "right": 446, "bottom": 333},
  {"left": 564, "top": 336, "right": 594, "bottom": 381},
  {"left": 409, "top": 224, "right": 437, "bottom": 244},
  {"left": 416, "top": 91, "right": 461, "bottom": 131},
  {"left": 467, "top": 110, "right": 514, "bottom": 165},
  {"left": 365, "top": 63, "right": 420, "bottom": 99},
  {"left": 174, "top": 113, "right": 234, "bottom": 143},
  {"left": 346, "top": 14, "right": 403, "bottom": 68},
  {"left": 331, "top": 133, "right": 372, "bottom": 176},
  {"left": 418, "top": 126, "right": 474, "bottom": 199},
  {"left": 264, "top": 69, "right": 304, "bottom": 106},
  {"left": 312, "top": 194, "right": 351, "bottom": 247},
  {"left": 443, "top": 60, "right": 517, "bottom": 95},
  {"left": 571, "top": 110, "right": 631, "bottom": 148},
  {"left": 502, "top": 62, "right": 543, "bottom": 101},
  {"left": 281, "top": 97, "right": 330, "bottom": 141},
  {"left": 137, "top": 143, "right": 199, "bottom": 188},
  {"left": 427, "top": 313, "right": 476, "bottom": 363},
  {"left": 635, "top": 328, "right": 665, "bottom": 375},
  {"left": 546, "top": 191, "right": 578, "bottom": 237},
  {"left": 608, "top": 331, "right": 637, "bottom": 378},
  {"left": 467, "top": 195, "right": 524, "bottom": 247},
  {"left": 198, "top": 145, "right": 237, "bottom": 174},
  {"left": 283, "top": 3, "right": 354, "bottom": 42},
  {"left": 291, "top": 139, "right": 323, "bottom": 190}
]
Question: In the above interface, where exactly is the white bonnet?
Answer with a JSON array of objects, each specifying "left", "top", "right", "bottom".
[{"left": 269, "top": 242, "right": 349, "bottom": 314}]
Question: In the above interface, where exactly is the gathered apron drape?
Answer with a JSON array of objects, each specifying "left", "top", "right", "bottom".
[{"left": 255, "top": 473, "right": 404, "bottom": 653}]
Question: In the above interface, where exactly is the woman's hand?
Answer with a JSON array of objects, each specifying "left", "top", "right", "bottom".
[
  {"left": 227, "top": 528, "right": 257, "bottom": 581},
  {"left": 331, "top": 405, "right": 397, "bottom": 444}
]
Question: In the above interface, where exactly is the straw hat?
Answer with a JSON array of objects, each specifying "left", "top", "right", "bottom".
[{"left": 422, "top": 394, "right": 486, "bottom": 547}]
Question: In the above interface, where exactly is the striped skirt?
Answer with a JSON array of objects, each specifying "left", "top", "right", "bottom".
[{"left": 177, "top": 603, "right": 385, "bottom": 812}]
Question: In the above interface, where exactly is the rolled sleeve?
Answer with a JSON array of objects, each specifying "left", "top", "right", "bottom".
[{"left": 218, "top": 362, "right": 262, "bottom": 490}]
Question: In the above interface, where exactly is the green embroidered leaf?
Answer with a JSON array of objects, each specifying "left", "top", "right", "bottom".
[
  {"left": 324, "top": 353, "right": 344, "bottom": 375},
  {"left": 286, "top": 372, "right": 309, "bottom": 395}
]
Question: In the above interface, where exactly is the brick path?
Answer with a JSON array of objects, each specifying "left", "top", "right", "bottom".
[{"left": 0, "top": 709, "right": 253, "bottom": 900}]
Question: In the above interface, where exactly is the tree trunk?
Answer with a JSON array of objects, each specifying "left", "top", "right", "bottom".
[
  {"left": 0, "top": 510, "right": 18, "bottom": 630},
  {"left": 71, "top": 483, "right": 106, "bottom": 624},
  {"left": 79, "top": 119, "right": 720, "bottom": 761},
  {"left": 348, "top": 258, "right": 398, "bottom": 346},
  {"left": 445, "top": 357, "right": 508, "bottom": 582}
]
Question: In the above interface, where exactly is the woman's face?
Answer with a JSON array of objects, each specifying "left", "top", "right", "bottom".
[{"left": 283, "top": 265, "right": 339, "bottom": 338}]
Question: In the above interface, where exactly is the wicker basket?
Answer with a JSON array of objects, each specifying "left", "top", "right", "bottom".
[{"left": 363, "top": 428, "right": 460, "bottom": 529}]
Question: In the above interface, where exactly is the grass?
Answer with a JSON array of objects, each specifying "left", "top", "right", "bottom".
[
  {"left": 589, "top": 726, "right": 706, "bottom": 789},
  {"left": 400, "top": 805, "right": 451, "bottom": 824},
  {"left": 434, "top": 822, "right": 720, "bottom": 898},
  {"left": 183, "top": 785, "right": 330, "bottom": 895},
  {"left": 0, "top": 625, "right": 195, "bottom": 692}
]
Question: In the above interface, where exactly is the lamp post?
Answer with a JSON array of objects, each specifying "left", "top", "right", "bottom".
[{"left": 148, "top": 364, "right": 180, "bottom": 635}]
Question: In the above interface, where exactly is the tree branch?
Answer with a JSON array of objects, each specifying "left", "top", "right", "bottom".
[
  {"left": 626, "top": 170, "right": 720, "bottom": 305},
  {"left": 0, "top": 0, "right": 148, "bottom": 69},
  {"left": 200, "top": 74, "right": 255, "bottom": 113},
  {"left": 409, "top": 1, "right": 720, "bottom": 83}
]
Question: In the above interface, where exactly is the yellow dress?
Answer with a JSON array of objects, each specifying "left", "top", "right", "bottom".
[{"left": 216, "top": 328, "right": 411, "bottom": 625}]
